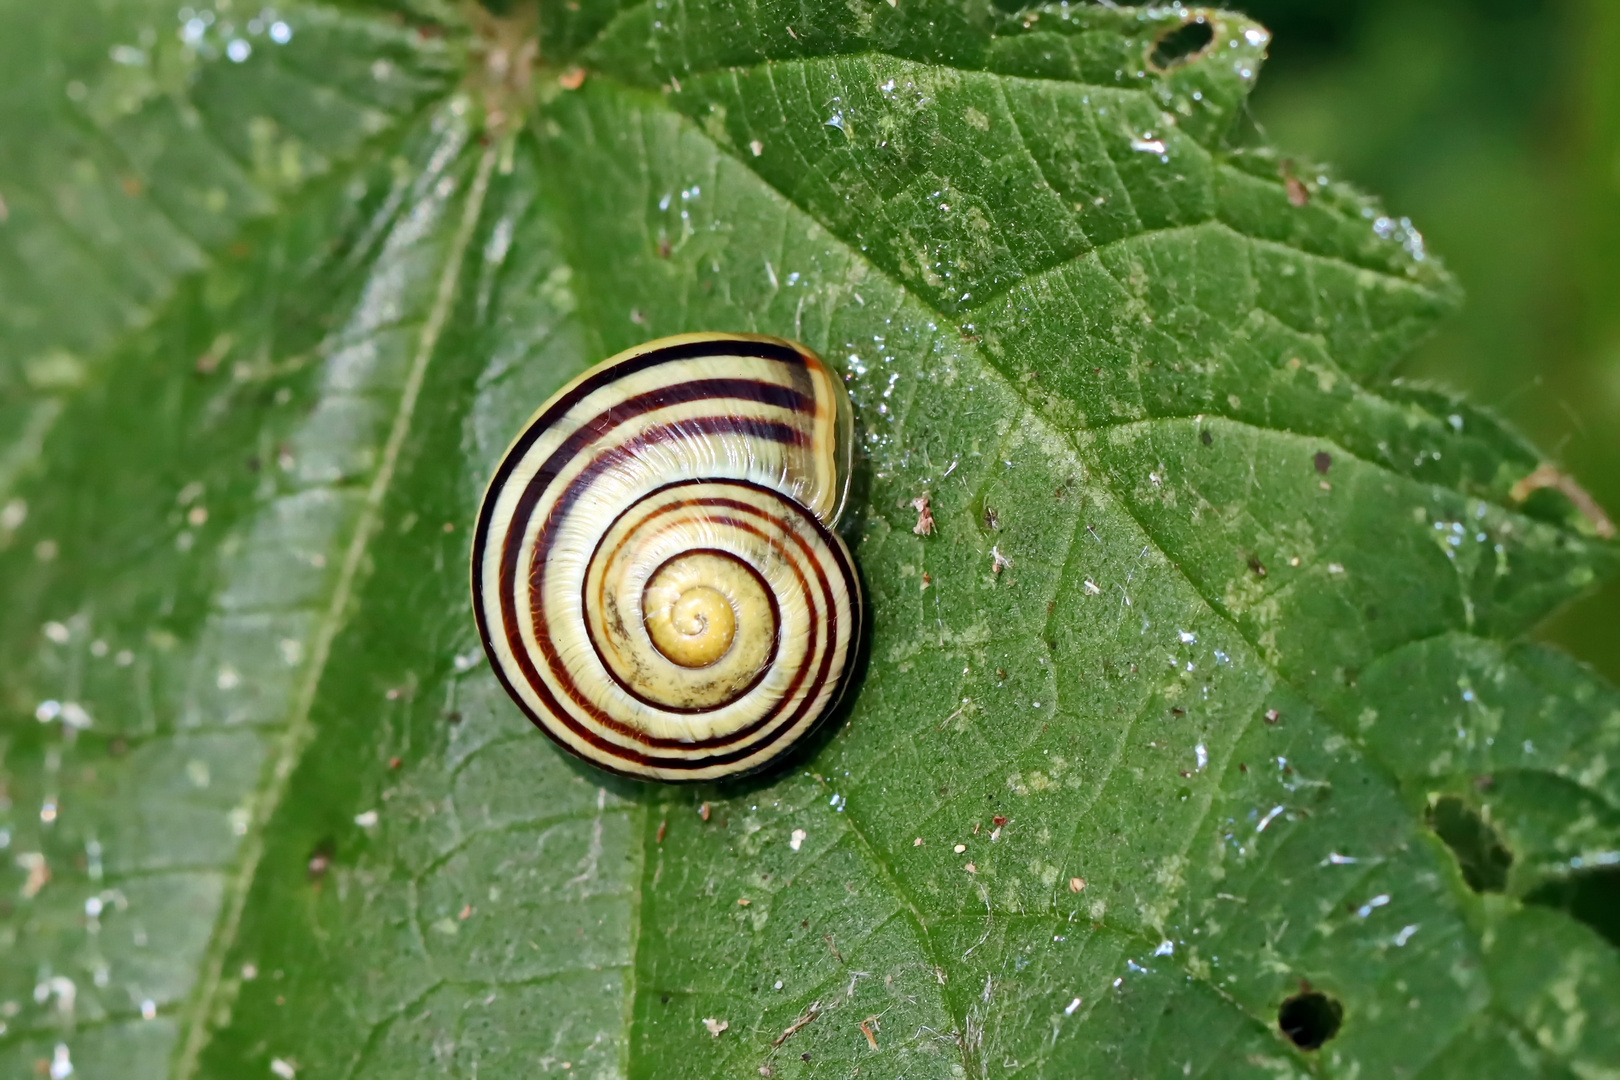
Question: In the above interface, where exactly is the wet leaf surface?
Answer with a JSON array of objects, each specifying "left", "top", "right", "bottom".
[{"left": 0, "top": 3, "right": 1615, "bottom": 1078}]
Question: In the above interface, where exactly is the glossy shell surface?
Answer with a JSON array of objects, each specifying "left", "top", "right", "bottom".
[{"left": 471, "top": 333, "right": 860, "bottom": 782}]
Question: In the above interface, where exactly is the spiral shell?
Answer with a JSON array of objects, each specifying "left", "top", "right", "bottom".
[{"left": 471, "top": 333, "right": 862, "bottom": 782}]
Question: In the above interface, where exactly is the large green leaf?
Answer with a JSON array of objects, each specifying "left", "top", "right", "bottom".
[{"left": 1, "top": 3, "right": 1616, "bottom": 1078}]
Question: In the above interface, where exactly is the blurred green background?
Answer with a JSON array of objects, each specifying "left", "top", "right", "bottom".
[{"left": 1234, "top": 0, "right": 1620, "bottom": 681}]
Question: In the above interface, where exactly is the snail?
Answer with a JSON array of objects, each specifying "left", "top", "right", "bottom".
[{"left": 471, "top": 333, "right": 862, "bottom": 782}]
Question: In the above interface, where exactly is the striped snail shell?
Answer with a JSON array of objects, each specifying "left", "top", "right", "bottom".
[{"left": 471, "top": 333, "right": 862, "bottom": 782}]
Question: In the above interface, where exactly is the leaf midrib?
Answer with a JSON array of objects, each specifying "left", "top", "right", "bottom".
[{"left": 169, "top": 121, "right": 502, "bottom": 1080}]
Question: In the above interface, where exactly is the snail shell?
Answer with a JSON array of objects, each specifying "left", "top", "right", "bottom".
[{"left": 471, "top": 333, "right": 862, "bottom": 782}]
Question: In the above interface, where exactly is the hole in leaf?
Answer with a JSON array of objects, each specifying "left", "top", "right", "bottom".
[
  {"left": 1149, "top": 19, "right": 1216, "bottom": 71},
  {"left": 1428, "top": 796, "right": 1512, "bottom": 892},
  {"left": 1525, "top": 866, "right": 1620, "bottom": 947},
  {"left": 1278, "top": 991, "right": 1342, "bottom": 1050}
]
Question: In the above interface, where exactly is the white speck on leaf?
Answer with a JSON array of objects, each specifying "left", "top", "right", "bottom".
[
  {"left": 991, "top": 546, "right": 1011, "bottom": 575},
  {"left": 1356, "top": 894, "right": 1392, "bottom": 918}
]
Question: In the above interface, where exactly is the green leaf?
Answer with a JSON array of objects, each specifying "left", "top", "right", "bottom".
[{"left": 1, "top": 3, "right": 1615, "bottom": 1078}]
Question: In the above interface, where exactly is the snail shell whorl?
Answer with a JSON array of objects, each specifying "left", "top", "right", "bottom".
[{"left": 472, "top": 333, "right": 861, "bottom": 782}]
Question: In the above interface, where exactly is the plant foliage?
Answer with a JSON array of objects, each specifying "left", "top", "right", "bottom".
[{"left": 0, "top": 2, "right": 1616, "bottom": 1077}]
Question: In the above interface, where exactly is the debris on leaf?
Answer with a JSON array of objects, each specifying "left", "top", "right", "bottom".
[
  {"left": 991, "top": 546, "right": 1011, "bottom": 575},
  {"left": 771, "top": 1001, "right": 821, "bottom": 1048},
  {"left": 1280, "top": 161, "right": 1310, "bottom": 207},
  {"left": 910, "top": 494, "right": 934, "bottom": 535}
]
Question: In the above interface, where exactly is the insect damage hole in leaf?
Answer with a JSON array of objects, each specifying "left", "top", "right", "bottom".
[
  {"left": 1525, "top": 867, "right": 1620, "bottom": 948},
  {"left": 1278, "top": 990, "right": 1344, "bottom": 1051},
  {"left": 1148, "top": 17, "right": 1217, "bottom": 71},
  {"left": 1427, "top": 795, "right": 1512, "bottom": 893}
]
